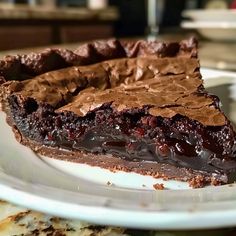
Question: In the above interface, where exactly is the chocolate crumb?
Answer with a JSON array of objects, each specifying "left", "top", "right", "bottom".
[
  {"left": 107, "top": 181, "right": 113, "bottom": 186},
  {"left": 189, "top": 175, "right": 205, "bottom": 188},
  {"left": 153, "top": 183, "right": 164, "bottom": 190},
  {"left": 211, "top": 177, "right": 222, "bottom": 186},
  {"left": 140, "top": 202, "right": 148, "bottom": 207}
]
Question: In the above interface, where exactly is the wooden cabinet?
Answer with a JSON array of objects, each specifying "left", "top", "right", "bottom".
[
  {"left": 0, "top": 22, "right": 114, "bottom": 51},
  {"left": 0, "top": 25, "right": 52, "bottom": 51},
  {"left": 0, "top": 6, "right": 118, "bottom": 50},
  {"left": 60, "top": 24, "right": 113, "bottom": 43}
]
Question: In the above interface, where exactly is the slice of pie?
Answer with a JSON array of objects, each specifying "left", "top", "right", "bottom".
[{"left": 1, "top": 38, "right": 236, "bottom": 188}]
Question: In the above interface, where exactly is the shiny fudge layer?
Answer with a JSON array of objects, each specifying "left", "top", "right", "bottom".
[{"left": 4, "top": 68, "right": 236, "bottom": 183}]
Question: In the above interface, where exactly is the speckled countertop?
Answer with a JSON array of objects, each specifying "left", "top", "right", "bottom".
[
  {"left": 0, "top": 200, "right": 236, "bottom": 235},
  {"left": 0, "top": 38, "right": 236, "bottom": 235}
]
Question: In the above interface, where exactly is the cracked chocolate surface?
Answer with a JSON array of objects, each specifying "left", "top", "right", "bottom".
[
  {"left": 3, "top": 57, "right": 200, "bottom": 106},
  {"left": 0, "top": 37, "right": 198, "bottom": 83},
  {"left": 57, "top": 75, "right": 225, "bottom": 126}
]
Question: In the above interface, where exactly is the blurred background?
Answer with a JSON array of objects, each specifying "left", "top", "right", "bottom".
[
  {"left": 0, "top": 0, "right": 235, "bottom": 48},
  {"left": 0, "top": 0, "right": 235, "bottom": 70}
]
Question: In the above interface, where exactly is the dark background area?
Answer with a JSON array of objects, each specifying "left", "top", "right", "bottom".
[
  {"left": 56, "top": 0, "right": 206, "bottom": 38},
  {"left": 109, "top": 0, "right": 207, "bottom": 37},
  {"left": 57, "top": 0, "right": 198, "bottom": 37}
]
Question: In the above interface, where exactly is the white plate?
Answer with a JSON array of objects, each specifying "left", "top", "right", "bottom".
[
  {"left": 1, "top": 68, "right": 236, "bottom": 230},
  {"left": 182, "top": 21, "right": 236, "bottom": 28},
  {"left": 182, "top": 9, "right": 236, "bottom": 41},
  {"left": 181, "top": 21, "right": 236, "bottom": 41},
  {"left": 182, "top": 9, "right": 236, "bottom": 22}
]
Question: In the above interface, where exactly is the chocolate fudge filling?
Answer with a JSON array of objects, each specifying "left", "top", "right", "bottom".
[
  {"left": 5, "top": 73, "right": 236, "bottom": 180},
  {"left": 8, "top": 95, "right": 236, "bottom": 176}
]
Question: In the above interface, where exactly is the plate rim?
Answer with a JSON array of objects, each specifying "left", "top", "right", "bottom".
[{"left": 1, "top": 171, "right": 236, "bottom": 230}]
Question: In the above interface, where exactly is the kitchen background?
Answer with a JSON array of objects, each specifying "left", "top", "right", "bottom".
[{"left": 0, "top": 0, "right": 234, "bottom": 51}]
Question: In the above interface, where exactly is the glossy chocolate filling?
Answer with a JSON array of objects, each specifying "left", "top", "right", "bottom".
[{"left": 9, "top": 95, "right": 236, "bottom": 175}]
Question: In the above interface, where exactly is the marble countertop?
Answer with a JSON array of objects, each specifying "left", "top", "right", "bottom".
[{"left": 0, "top": 4, "right": 119, "bottom": 21}]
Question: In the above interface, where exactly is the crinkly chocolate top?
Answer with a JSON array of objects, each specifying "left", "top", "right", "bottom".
[
  {"left": 57, "top": 75, "right": 225, "bottom": 126},
  {"left": 1, "top": 37, "right": 226, "bottom": 126},
  {"left": 4, "top": 57, "right": 200, "bottom": 106},
  {"left": 0, "top": 37, "right": 198, "bottom": 83}
]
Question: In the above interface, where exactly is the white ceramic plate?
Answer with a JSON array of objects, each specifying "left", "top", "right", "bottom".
[
  {"left": 181, "top": 21, "right": 236, "bottom": 41},
  {"left": 182, "top": 10, "right": 236, "bottom": 41},
  {"left": 1, "top": 68, "right": 236, "bottom": 230},
  {"left": 182, "top": 9, "right": 236, "bottom": 22}
]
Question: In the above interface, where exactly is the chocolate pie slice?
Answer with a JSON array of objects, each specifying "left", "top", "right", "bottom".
[{"left": 1, "top": 38, "right": 236, "bottom": 188}]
